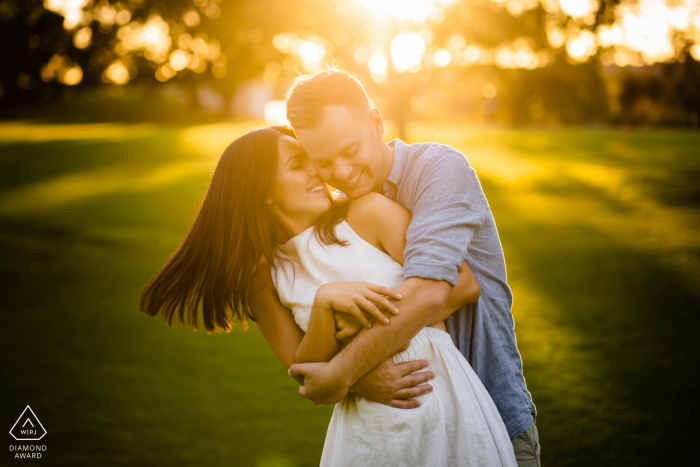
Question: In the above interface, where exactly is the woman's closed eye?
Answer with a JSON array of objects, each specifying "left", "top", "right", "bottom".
[{"left": 286, "top": 154, "right": 308, "bottom": 170}]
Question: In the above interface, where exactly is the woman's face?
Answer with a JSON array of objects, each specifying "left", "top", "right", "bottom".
[{"left": 270, "top": 134, "right": 331, "bottom": 228}]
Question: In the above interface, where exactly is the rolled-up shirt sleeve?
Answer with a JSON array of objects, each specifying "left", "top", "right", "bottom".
[{"left": 403, "top": 149, "right": 487, "bottom": 287}]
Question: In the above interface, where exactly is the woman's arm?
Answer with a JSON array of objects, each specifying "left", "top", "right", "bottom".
[
  {"left": 251, "top": 263, "right": 399, "bottom": 367},
  {"left": 429, "top": 260, "right": 480, "bottom": 324},
  {"left": 294, "top": 287, "right": 341, "bottom": 364},
  {"left": 248, "top": 264, "right": 305, "bottom": 385},
  {"left": 296, "top": 281, "right": 402, "bottom": 363}
]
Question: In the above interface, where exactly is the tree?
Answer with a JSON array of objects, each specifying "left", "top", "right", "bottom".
[{"left": 2, "top": 0, "right": 699, "bottom": 127}]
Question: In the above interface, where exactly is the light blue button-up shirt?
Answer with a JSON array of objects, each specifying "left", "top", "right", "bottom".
[{"left": 384, "top": 138, "right": 536, "bottom": 440}]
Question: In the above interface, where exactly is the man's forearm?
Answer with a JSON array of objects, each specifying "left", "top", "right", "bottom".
[{"left": 327, "top": 277, "right": 451, "bottom": 387}]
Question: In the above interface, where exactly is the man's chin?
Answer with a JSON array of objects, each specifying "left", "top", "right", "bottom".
[{"left": 342, "top": 185, "right": 372, "bottom": 199}]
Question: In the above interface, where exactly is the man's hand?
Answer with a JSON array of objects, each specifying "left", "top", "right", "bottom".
[
  {"left": 292, "top": 279, "right": 449, "bottom": 407},
  {"left": 288, "top": 361, "right": 351, "bottom": 405},
  {"left": 350, "top": 342, "right": 435, "bottom": 408}
]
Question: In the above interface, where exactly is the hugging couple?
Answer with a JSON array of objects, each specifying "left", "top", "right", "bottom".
[{"left": 140, "top": 69, "right": 539, "bottom": 466}]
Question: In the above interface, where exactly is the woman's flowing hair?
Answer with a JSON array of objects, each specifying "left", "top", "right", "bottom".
[{"left": 138, "top": 125, "right": 348, "bottom": 333}]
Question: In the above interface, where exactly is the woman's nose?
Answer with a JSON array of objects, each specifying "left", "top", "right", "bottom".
[{"left": 307, "top": 161, "right": 320, "bottom": 177}]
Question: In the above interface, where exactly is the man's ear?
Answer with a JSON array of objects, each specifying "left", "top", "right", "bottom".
[{"left": 368, "top": 107, "right": 385, "bottom": 140}]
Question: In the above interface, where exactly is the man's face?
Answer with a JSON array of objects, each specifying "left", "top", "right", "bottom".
[{"left": 294, "top": 105, "right": 386, "bottom": 199}]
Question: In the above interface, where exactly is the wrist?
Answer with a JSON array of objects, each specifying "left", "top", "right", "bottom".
[
  {"left": 328, "top": 357, "right": 357, "bottom": 389},
  {"left": 348, "top": 375, "right": 368, "bottom": 395},
  {"left": 313, "top": 284, "right": 332, "bottom": 309}
]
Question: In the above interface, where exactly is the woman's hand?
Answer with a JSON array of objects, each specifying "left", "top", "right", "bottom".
[
  {"left": 427, "top": 261, "right": 480, "bottom": 326},
  {"left": 333, "top": 310, "right": 363, "bottom": 341},
  {"left": 443, "top": 261, "right": 480, "bottom": 313},
  {"left": 315, "top": 282, "right": 402, "bottom": 329}
]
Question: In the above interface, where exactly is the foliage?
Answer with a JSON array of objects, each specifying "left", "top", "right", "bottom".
[{"left": 1, "top": 0, "right": 699, "bottom": 125}]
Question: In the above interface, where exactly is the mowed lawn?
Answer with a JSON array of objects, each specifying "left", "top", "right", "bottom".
[{"left": 0, "top": 120, "right": 698, "bottom": 466}]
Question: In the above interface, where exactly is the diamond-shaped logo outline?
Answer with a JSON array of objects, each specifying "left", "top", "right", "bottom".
[{"left": 9, "top": 405, "right": 47, "bottom": 441}]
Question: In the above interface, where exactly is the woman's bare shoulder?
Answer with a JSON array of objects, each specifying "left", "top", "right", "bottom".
[
  {"left": 346, "top": 192, "right": 411, "bottom": 251},
  {"left": 346, "top": 192, "right": 409, "bottom": 222},
  {"left": 249, "top": 261, "right": 277, "bottom": 299}
]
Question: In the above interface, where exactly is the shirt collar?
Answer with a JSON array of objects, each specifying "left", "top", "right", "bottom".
[{"left": 385, "top": 138, "right": 409, "bottom": 189}]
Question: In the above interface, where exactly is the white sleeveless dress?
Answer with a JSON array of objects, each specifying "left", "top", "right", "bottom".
[{"left": 271, "top": 220, "right": 517, "bottom": 467}]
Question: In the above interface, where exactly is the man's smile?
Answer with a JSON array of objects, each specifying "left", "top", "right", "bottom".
[{"left": 343, "top": 168, "right": 363, "bottom": 187}]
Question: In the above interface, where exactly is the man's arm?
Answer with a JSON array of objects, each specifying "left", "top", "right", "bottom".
[
  {"left": 339, "top": 277, "right": 450, "bottom": 379},
  {"left": 289, "top": 278, "right": 450, "bottom": 404},
  {"left": 251, "top": 262, "right": 435, "bottom": 403},
  {"left": 335, "top": 194, "right": 479, "bottom": 407},
  {"left": 334, "top": 260, "right": 480, "bottom": 338},
  {"left": 289, "top": 148, "right": 485, "bottom": 404},
  {"left": 288, "top": 192, "right": 452, "bottom": 403},
  {"left": 295, "top": 281, "right": 401, "bottom": 364}
]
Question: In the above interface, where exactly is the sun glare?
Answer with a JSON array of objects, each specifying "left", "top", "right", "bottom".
[
  {"left": 558, "top": 0, "right": 599, "bottom": 18},
  {"left": 355, "top": 0, "right": 456, "bottom": 23},
  {"left": 38, "top": 0, "right": 700, "bottom": 88},
  {"left": 273, "top": 33, "right": 328, "bottom": 70}
]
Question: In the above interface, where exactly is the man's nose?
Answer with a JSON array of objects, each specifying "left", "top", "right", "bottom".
[{"left": 334, "top": 161, "right": 352, "bottom": 182}]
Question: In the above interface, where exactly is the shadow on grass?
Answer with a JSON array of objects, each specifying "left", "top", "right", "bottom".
[{"left": 480, "top": 175, "right": 700, "bottom": 466}]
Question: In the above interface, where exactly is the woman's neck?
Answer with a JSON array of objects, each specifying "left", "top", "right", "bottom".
[{"left": 270, "top": 212, "right": 316, "bottom": 244}]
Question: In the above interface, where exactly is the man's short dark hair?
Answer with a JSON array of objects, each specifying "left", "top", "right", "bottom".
[{"left": 285, "top": 68, "right": 371, "bottom": 129}]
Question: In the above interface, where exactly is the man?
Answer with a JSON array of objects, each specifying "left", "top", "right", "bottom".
[{"left": 285, "top": 69, "right": 540, "bottom": 466}]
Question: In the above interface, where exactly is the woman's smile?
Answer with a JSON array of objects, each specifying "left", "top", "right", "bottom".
[{"left": 307, "top": 184, "right": 325, "bottom": 194}]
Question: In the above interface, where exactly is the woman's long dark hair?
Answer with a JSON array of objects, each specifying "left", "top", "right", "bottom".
[{"left": 139, "top": 125, "right": 348, "bottom": 333}]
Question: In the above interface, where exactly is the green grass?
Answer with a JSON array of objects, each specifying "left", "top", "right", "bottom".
[{"left": 1, "top": 120, "right": 698, "bottom": 466}]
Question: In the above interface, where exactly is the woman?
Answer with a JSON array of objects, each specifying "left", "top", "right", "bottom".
[{"left": 139, "top": 126, "right": 517, "bottom": 466}]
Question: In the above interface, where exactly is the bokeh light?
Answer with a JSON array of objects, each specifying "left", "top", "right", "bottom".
[
  {"left": 72, "top": 26, "right": 92, "bottom": 50},
  {"left": 273, "top": 33, "right": 329, "bottom": 71},
  {"left": 183, "top": 10, "right": 201, "bottom": 28},
  {"left": 61, "top": 66, "right": 83, "bottom": 86},
  {"left": 482, "top": 83, "right": 497, "bottom": 99},
  {"left": 566, "top": 30, "right": 597, "bottom": 62},
  {"left": 433, "top": 49, "right": 452, "bottom": 67},
  {"left": 103, "top": 60, "right": 130, "bottom": 85},
  {"left": 44, "top": 0, "right": 91, "bottom": 30},
  {"left": 2, "top": 0, "right": 697, "bottom": 129},
  {"left": 169, "top": 50, "right": 190, "bottom": 72},
  {"left": 117, "top": 15, "right": 171, "bottom": 63},
  {"left": 299, "top": 41, "right": 327, "bottom": 69},
  {"left": 558, "top": 0, "right": 599, "bottom": 18},
  {"left": 34, "top": 0, "right": 700, "bottom": 99},
  {"left": 391, "top": 33, "right": 426, "bottom": 73},
  {"left": 367, "top": 51, "right": 388, "bottom": 82},
  {"left": 264, "top": 100, "right": 289, "bottom": 125}
]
